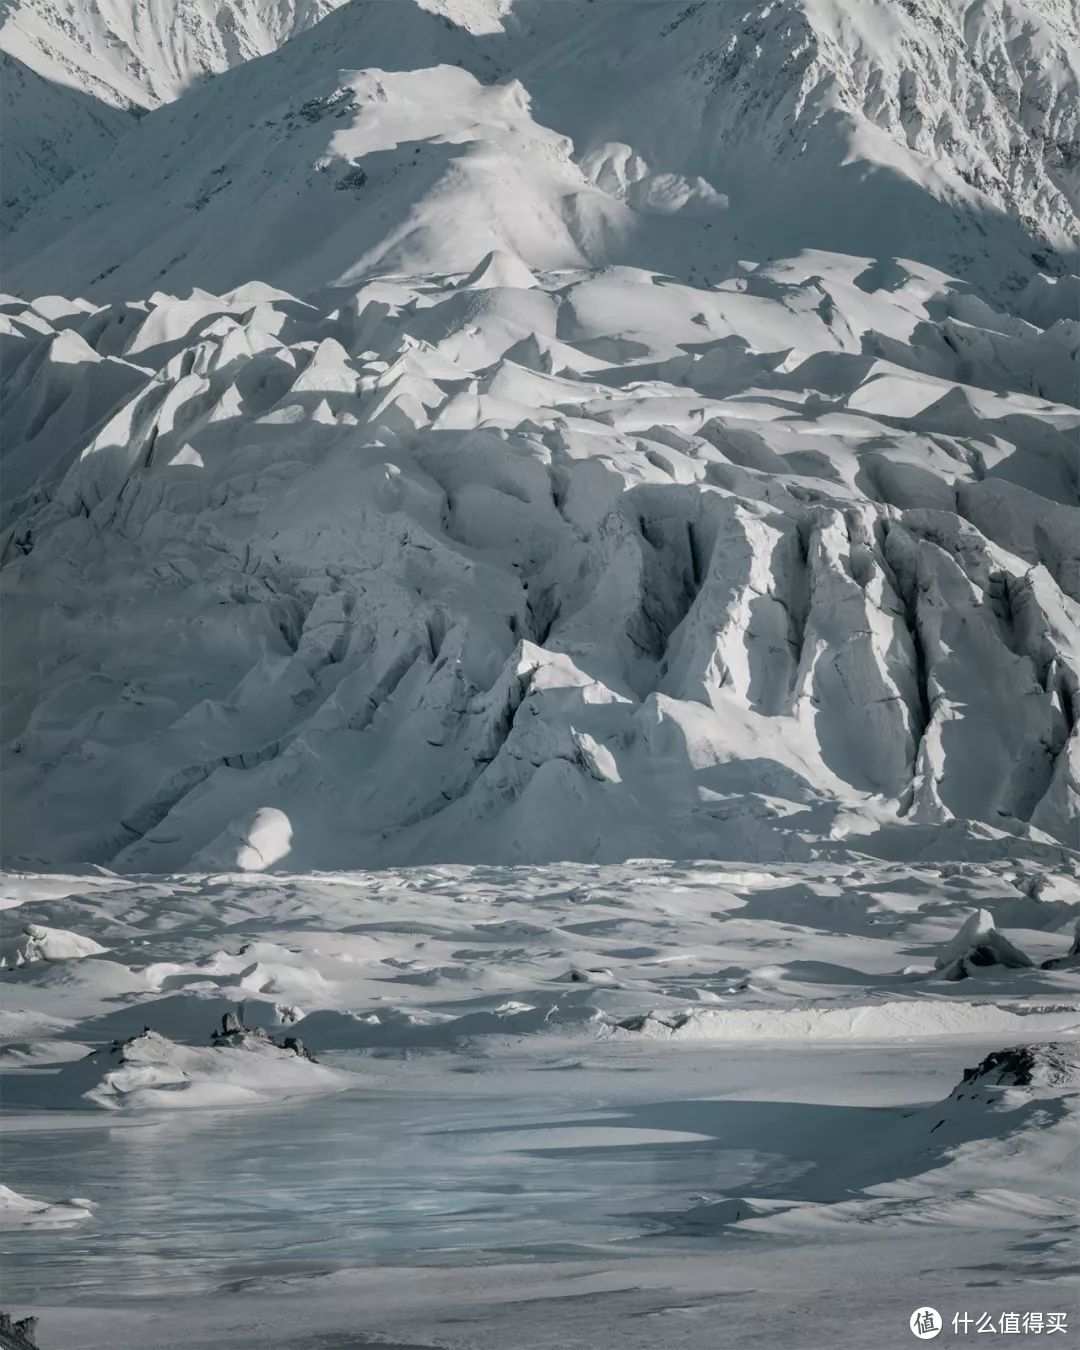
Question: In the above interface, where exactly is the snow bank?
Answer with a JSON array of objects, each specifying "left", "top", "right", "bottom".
[
  {"left": 48, "top": 1027, "right": 346, "bottom": 1111},
  {"left": 0, "top": 1184, "right": 92, "bottom": 1230},
  {"left": 193, "top": 807, "right": 294, "bottom": 872},
  {"left": 614, "top": 1000, "right": 1079, "bottom": 1044},
  {"left": 0, "top": 924, "right": 107, "bottom": 968}
]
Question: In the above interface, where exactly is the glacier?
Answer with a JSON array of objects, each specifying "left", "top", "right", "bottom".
[
  {"left": 1, "top": 2, "right": 1078, "bottom": 1348},
  {"left": 3, "top": 250, "right": 1078, "bottom": 870}
]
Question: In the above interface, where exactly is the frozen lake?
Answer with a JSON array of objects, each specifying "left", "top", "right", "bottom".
[
  {"left": 5, "top": 1037, "right": 1077, "bottom": 1350},
  {"left": 1, "top": 1052, "right": 853, "bottom": 1300},
  {"left": 1, "top": 863, "right": 1077, "bottom": 1348}
]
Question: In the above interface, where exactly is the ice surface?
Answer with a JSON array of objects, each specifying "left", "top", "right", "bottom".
[
  {"left": 2, "top": 254, "right": 1078, "bottom": 870},
  {"left": 1, "top": 3, "right": 1078, "bottom": 1346},
  {"left": 0, "top": 861, "right": 1077, "bottom": 1347}
]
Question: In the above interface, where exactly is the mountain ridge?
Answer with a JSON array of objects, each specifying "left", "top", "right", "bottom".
[{"left": 4, "top": 0, "right": 1079, "bottom": 301}]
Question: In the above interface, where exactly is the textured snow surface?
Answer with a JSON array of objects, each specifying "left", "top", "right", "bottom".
[
  {"left": 0, "top": 50, "right": 137, "bottom": 233},
  {"left": 5, "top": 0, "right": 1079, "bottom": 296},
  {"left": 0, "top": 0, "right": 351, "bottom": 108},
  {"left": 0, "top": 922, "right": 107, "bottom": 968},
  {"left": 2, "top": 860, "right": 1078, "bottom": 1090},
  {"left": 2, "top": 4, "right": 1079, "bottom": 1345},
  {"left": 3, "top": 251, "right": 1078, "bottom": 870},
  {"left": 38, "top": 1026, "right": 346, "bottom": 1110},
  {"left": 3, "top": 1, "right": 1078, "bottom": 872}
]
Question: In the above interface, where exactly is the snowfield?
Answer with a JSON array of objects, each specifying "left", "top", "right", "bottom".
[{"left": 1, "top": 0, "right": 1078, "bottom": 1347}]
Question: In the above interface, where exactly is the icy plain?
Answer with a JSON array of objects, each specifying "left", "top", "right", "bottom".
[{"left": 1, "top": 861, "right": 1080, "bottom": 1347}]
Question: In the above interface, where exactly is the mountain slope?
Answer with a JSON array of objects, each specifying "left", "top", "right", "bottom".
[
  {"left": 0, "top": 0, "right": 351, "bottom": 108},
  {"left": 0, "top": 51, "right": 137, "bottom": 232},
  {"left": 1, "top": 0, "right": 1077, "bottom": 871},
  {"left": 4, "top": 0, "right": 1078, "bottom": 300},
  {"left": 0, "top": 0, "right": 350, "bottom": 230}
]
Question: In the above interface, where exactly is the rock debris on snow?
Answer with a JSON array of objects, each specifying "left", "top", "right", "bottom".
[{"left": 957, "top": 1041, "right": 1080, "bottom": 1091}]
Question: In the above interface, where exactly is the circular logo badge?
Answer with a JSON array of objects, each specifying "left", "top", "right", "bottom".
[{"left": 910, "top": 1308, "right": 942, "bottom": 1340}]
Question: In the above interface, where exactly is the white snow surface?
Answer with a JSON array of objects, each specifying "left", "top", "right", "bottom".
[
  {"left": 1, "top": 860, "right": 1078, "bottom": 1087},
  {"left": 3, "top": 249, "right": 1078, "bottom": 870},
  {"left": 4, "top": 0, "right": 1079, "bottom": 296},
  {"left": 2, "top": 5, "right": 1080, "bottom": 1347},
  {"left": 0, "top": 923, "right": 108, "bottom": 968},
  {"left": 3, "top": 2, "right": 1078, "bottom": 873},
  {"left": 0, "top": 0, "right": 352, "bottom": 109},
  {"left": 43, "top": 1026, "right": 347, "bottom": 1110}
]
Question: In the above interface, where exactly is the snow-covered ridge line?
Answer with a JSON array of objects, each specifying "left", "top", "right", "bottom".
[
  {"left": 613, "top": 999, "right": 1080, "bottom": 1043},
  {"left": 0, "top": 0, "right": 350, "bottom": 109},
  {"left": 4, "top": 0, "right": 1078, "bottom": 298}
]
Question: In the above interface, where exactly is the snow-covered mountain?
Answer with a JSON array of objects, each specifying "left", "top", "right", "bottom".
[
  {"left": 0, "top": 0, "right": 350, "bottom": 228},
  {"left": 3, "top": 252, "right": 1077, "bottom": 870},
  {"left": 0, "top": 0, "right": 350, "bottom": 108},
  {"left": 5, "top": 0, "right": 1078, "bottom": 297},
  {"left": 3, "top": 11, "right": 1080, "bottom": 1345},
  {"left": 2, "top": 0, "right": 1078, "bottom": 872},
  {"left": 0, "top": 49, "right": 137, "bottom": 231}
]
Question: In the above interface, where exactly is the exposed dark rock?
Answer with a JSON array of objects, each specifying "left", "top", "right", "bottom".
[
  {"left": 959, "top": 1042, "right": 1080, "bottom": 1090},
  {"left": 211, "top": 1010, "right": 318, "bottom": 1061},
  {"left": 1040, "top": 918, "right": 1080, "bottom": 971},
  {"left": 0, "top": 1312, "right": 39, "bottom": 1350}
]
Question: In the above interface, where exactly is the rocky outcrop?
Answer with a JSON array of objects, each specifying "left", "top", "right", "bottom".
[
  {"left": 956, "top": 1041, "right": 1080, "bottom": 1091},
  {"left": 0, "top": 1313, "right": 38, "bottom": 1350}
]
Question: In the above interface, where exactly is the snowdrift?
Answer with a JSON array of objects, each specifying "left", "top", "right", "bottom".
[
  {"left": 39, "top": 1026, "right": 346, "bottom": 1111},
  {"left": 0, "top": 1185, "right": 92, "bottom": 1230}
]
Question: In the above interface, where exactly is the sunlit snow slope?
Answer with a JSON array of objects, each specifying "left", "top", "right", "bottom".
[
  {"left": 2, "top": 0, "right": 1078, "bottom": 872},
  {"left": 0, "top": 0, "right": 351, "bottom": 108},
  {"left": 5, "top": 0, "right": 1079, "bottom": 295}
]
